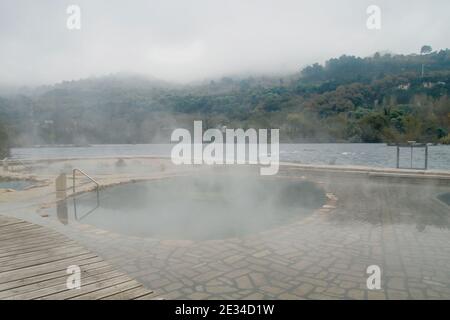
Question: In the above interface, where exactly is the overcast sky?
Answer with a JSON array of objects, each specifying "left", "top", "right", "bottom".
[{"left": 1, "top": 0, "right": 449, "bottom": 86}]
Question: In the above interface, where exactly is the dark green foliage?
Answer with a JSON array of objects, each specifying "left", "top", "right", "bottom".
[
  {"left": 0, "top": 51, "right": 450, "bottom": 145},
  {"left": 0, "top": 122, "right": 9, "bottom": 158}
]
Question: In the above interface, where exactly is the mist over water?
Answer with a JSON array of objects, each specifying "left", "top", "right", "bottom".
[
  {"left": 0, "top": 0, "right": 449, "bottom": 302},
  {"left": 1, "top": 0, "right": 450, "bottom": 86},
  {"left": 10, "top": 144, "right": 450, "bottom": 170},
  {"left": 63, "top": 170, "right": 326, "bottom": 240}
]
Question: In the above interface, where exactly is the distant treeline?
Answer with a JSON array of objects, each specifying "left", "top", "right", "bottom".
[
  {"left": 0, "top": 120, "right": 8, "bottom": 158},
  {"left": 0, "top": 49, "right": 450, "bottom": 148}
]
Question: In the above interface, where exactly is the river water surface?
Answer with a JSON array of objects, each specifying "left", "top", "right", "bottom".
[{"left": 10, "top": 143, "right": 450, "bottom": 170}]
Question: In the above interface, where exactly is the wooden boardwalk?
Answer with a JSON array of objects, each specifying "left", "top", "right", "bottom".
[{"left": 0, "top": 215, "right": 156, "bottom": 300}]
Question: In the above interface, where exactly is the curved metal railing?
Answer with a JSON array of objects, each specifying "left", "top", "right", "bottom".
[
  {"left": 72, "top": 168, "right": 100, "bottom": 194},
  {"left": 72, "top": 168, "right": 100, "bottom": 221}
]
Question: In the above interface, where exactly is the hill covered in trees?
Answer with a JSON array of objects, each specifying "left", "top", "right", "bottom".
[{"left": 0, "top": 49, "right": 450, "bottom": 150}]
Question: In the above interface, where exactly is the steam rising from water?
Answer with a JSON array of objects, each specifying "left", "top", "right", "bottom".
[{"left": 66, "top": 168, "right": 326, "bottom": 240}]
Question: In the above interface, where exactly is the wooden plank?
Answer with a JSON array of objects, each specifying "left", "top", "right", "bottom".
[
  {"left": 0, "top": 216, "right": 21, "bottom": 224},
  {"left": 0, "top": 240, "right": 76, "bottom": 257},
  {"left": 0, "top": 236, "right": 73, "bottom": 252},
  {"left": 0, "top": 245, "right": 89, "bottom": 266},
  {"left": 0, "top": 215, "right": 153, "bottom": 300},
  {"left": 0, "top": 222, "right": 24, "bottom": 229},
  {"left": 0, "top": 241, "right": 86, "bottom": 262},
  {"left": 0, "top": 261, "right": 110, "bottom": 292},
  {"left": 71, "top": 280, "right": 142, "bottom": 300},
  {"left": 0, "top": 221, "right": 45, "bottom": 234},
  {"left": 7, "top": 271, "right": 126, "bottom": 300},
  {"left": 0, "top": 231, "right": 48, "bottom": 242},
  {"left": 0, "top": 265, "right": 116, "bottom": 299},
  {"left": 0, "top": 247, "right": 91, "bottom": 272},
  {"left": 0, "top": 231, "right": 65, "bottom": 247},
  {"left": 37, "top": 274, "right": 132, "bottom": 300},
  {"left": 0, "top": 223, "right": 40, "bottom": 235},
  {"left": 0, "top": 219, "right": 24, "bottom": 228},
  {"left": 0, "top": 228, "right": 62, "bottom": 242},
  {"left": 0, "top": 243, "right": 83, "bottom": 264},
  {"left": 0, "top": 240, "right": 78, "bottom": 258},
  {"left": 135, "top": 292, "right": 160, "bottom": 300},
  {"left": 0, "top": 220, "right": 36, "bottom": 229},
  {"left": 0, "top": 254, "right": 101, "bottom": 283},
  {"left": 0, "top": 218, "right": 23, "bottom": 225},
  {"left": 101, "top": 286, "right": 154, "bottom": 300}
]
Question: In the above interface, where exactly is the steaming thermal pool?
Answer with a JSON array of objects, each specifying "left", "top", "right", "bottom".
[
  {"left": 6, "top": 161, "right": 449, "bottom": 299},
  {"left": 62, "top": 174, "right": 326, "bottom": 240}
]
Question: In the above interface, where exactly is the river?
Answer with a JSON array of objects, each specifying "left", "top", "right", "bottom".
[{"left": 9, "top": 143, "right": 450, "bottom": 171}]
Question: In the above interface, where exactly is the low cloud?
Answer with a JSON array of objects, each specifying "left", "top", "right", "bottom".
[{"left": 1, "top": 0, "right": 449, "bottom": 86}]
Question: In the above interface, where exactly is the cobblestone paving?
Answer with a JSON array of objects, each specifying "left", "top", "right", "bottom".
[
  {"left": 54, "top": 175, "right": 450, "bottom": 300},
  {"left": 3, "top": 165, "right": 449, "bottom": 300}
]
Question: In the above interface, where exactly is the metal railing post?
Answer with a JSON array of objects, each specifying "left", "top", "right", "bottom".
[
  {"left": 72, "top": 168, "right": 101, "bottom": 221},
  {"left": 396, "top": 146, "right": 400, "bottom": 169},
  {"left": 72, "top": 168, "right": 100, "bottom": 194}
]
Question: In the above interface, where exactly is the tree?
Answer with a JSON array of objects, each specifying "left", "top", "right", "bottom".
[
  {"left": 0, "top": 122, "right": 9, "bottom": 159},
  {"left": 420, "top": 45, "right": 432, "bottom": 55},
  {"left": 420, "top": 45, "right": 432, "bottom": 77},
  {"left": 441, "top": 133, "right": 450, "bottom": 145},
  {"left": 358, "top": 113, "right": 389, "bottom": 142}
]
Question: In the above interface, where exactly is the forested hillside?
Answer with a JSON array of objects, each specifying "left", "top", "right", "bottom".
[{"left": 0, "top": 49, "right": 449, "bottom": 148}]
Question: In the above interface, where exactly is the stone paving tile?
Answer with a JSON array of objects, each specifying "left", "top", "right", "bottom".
[
  {"left": 9, "top": 173, "right": 449, "bottom": 300},
  {"left": 292, "top": 283, "right": 315, "bottom": 296}
]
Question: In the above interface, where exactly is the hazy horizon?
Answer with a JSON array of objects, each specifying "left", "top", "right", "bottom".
[{"left": 1, "top": 0, "right": 450, "bottom": 87}]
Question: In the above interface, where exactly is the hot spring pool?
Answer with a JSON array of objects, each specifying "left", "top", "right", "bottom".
[
  {"left": 438, "top": 192, "right": 450, "bottom": 206},
  {"left": 61, "top": 174, "right": 326, "bottom": 240}
]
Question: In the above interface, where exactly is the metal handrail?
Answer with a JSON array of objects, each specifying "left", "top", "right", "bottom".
[
  {"left": 71, "top": 168, "right": 100, "bottom": 222},
  {"left": 73, "top": 195, "right": 100, "bottom": 221},
  {"left": 72, "top": 168, "right": 100, "bottom": 194}
]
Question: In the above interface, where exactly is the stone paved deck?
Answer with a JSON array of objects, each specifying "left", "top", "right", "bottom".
[
  {"left": 53, "top": 173, "right": 450, "bottom": 300},
  {"left": 1, "top": 160, "right": 450, "bottom": 300},
  {"left": 0, "top": 215, "right": 155, "bottom": 300}
]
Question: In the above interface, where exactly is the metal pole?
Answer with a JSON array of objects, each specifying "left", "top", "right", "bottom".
[
  {"left": 55, "top": 173, "right": 67, "bottom": 200},
  {"left": 410, "top": 145, "right": 413, "bottom": 168},
  {"left": 72, "top": 170, "right": 76, "bottom": 193},
  {"left": 424, "top": 145, "right": 428, "bottom": 170},
  {"left": 396, "top": 146, "right": 400, "bottom": 168}
]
